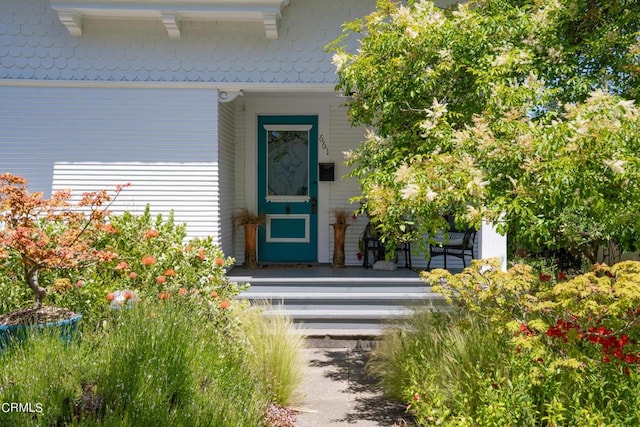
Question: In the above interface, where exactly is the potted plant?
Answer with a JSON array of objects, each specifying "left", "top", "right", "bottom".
[
  {"left": 331, "top": 209, "right": 351, "bottom": 268},
  {"left": 233, "top": 209, "right": 266, "bottom": 269},
  {"left": 0, "top": 173, "right": 126, "bottom": 349}
]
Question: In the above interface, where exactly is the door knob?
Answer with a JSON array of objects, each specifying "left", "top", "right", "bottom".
[{"left": 311, "top": 197, "right": 317, "bottom": 214}]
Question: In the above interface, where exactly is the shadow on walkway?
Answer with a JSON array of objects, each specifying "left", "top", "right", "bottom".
[{"left": 297, "top": 340, "right": 412, "bottom": 426}]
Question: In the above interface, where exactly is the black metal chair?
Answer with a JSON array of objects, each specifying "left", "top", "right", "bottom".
[
  {"left": 427, "top": 217, "right": 476, "bottom": 270},
  {"left": 362, "top": 222, "right": 412, "bottom": 268}
]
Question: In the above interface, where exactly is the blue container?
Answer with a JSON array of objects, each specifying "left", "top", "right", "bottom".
[{"left": 0, "top": 313, "right": 82, "bottom": 352}]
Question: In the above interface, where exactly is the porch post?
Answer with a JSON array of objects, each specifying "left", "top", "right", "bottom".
[{"left": 478, "top": 220, "right": 507, "bottom": 271}]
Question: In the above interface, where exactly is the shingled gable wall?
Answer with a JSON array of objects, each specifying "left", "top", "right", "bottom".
[{"left": 0, "top": 0, "right": 376, "bottom": 84}]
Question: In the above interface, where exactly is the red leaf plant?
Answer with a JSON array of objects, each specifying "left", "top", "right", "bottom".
[{"left": 0, "top": 173, "right": 128, "bottom": 308}]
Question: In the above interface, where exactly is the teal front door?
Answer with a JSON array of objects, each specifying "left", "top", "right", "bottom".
[{"left": 257, "top": 115, "right": 318, "bottom": 262}]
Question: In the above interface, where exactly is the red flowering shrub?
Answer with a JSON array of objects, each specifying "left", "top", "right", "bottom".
[
  {"left": 87, "top": 205, "right": 244, "bottom": 307},
  {"left": 0, "top": 196, "right": 244, "bottom": 323},
  {"left": 419, "top": 259, "right": 640, "bottom": 424},
  {"left": 429, "top": 260, "right": 640, "bottom": 370}
]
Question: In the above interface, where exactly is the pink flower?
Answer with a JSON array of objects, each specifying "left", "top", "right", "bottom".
[
  {"left": 115, "top": 261, "right": 129, "bottom": 271},
  {"left": 141, "top": 255, "right": 157, "bottom": 266},
  {"left": 144, "top": 229, "right": 159, "bottom": 239}
]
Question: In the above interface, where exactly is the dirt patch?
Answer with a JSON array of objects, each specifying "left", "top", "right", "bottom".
[{"left": 0, "top": 306, "right": 78, "bottom": 326}]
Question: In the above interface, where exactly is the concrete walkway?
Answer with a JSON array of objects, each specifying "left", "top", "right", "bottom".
[{"left": 294, "top": 338, "right": 411, "bottom": 426}]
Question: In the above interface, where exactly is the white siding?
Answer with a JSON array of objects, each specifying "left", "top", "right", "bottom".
[
  {"left": 328, "top": 104, "right": 367, "bottom": 266},
  {"left": 218, "top": 101, "right": 236, "bottom": 257},
  {"left": 0, "top": 85, "right": 220, "bottom": 240},
  {"left": 233, "top": 101, "right": 247, "bottom": 264}
]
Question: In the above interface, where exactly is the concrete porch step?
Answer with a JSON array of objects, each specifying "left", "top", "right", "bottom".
[
  {"left": 291, "top": 322, "right": 404, "bottom": 337},
  {"left": 262, "top": 307, "right": 414, "bottom": 320},
  {"left": 241, "top": 290, "right": 443, "bottom": 301},
  {"left": 230, "top": 265, "right": 449, "bottom": 336},
  {"left": 235, "top": 276, "right": 425, "bottom": 285},
  {"left": 243, "top": 285, "right": 429, "bottom": 295},
  {"left": 237, "top": 287, "right": 448, "bottom": 336}
]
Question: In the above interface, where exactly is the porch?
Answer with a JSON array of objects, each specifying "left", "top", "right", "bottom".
[{"left": 230, "top": 265, "right": 453, "bottom": 337}]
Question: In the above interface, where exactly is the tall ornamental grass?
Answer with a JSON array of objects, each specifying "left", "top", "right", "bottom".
[
  {"left": 369, "top": 311, "right": 513, "bottom": 425},
  {"left": 241, "top": 303, "right": 304, "bottom": 407}
]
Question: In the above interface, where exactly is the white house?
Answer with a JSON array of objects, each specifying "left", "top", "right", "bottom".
[{"left": 0, "top": 0, "right": 506, "bottom": 269}]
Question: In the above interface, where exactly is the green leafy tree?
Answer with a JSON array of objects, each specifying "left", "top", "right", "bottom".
[{"left": 329, "top": 0, "right": 640, "bottom": 264}]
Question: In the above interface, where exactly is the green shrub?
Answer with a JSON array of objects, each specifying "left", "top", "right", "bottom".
[
  {"left": 23, "top": 205, "right": 247, "bottom": 331},
  {"left": 1, "top": 205, "right": 245, "bottom": 333},
  {"left": 369, "top": 259, "right": 640, "bottom": 426},
  {"left": 91, "top": 206, "right": 243, "bottom": 304},
  {"left": 94, "top": 207, "right": 247, "bottom": 338}
]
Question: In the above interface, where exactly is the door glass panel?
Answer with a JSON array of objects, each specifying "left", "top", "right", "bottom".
[{"left": 267, "top": 130, "right": 309, "bottom": 196}]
